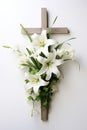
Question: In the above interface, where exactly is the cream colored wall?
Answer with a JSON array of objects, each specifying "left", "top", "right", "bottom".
[{"left": 0, "top": 0, "right": 87, "bottom": 130}]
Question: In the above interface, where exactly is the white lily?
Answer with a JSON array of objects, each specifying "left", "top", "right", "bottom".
[
  {"left": 38, "top": 52, "right": 63, "bottom": 80},
  {"left": 57, "top": 48, "right": 75, "bottom": 60},
  {"left": 31, "top": 30, "right": 55, "bottom": 54},
  {"left": 25, "top": 74, "right": 49, "bottom": 94}
]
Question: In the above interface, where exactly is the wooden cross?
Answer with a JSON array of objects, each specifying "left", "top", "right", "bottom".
[
  {"left": 24, "top": 8, "right": 69, "bottom": 121},
  {"left": 25, "top": 8, "right": 69, "bottom": 34}
]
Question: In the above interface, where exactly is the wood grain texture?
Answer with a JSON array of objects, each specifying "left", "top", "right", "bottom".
[
  {"left": 23, "top": 27, "right": 69, "bottom": 34},
  {"left": 49, "top": 27, "right": 69, "bottom": 34},
  {"left": 41, "top": 105, "right": 48, "bottom": 121},
  {"left": 41, "top": 8, "right": 48, "bottom": 29}
]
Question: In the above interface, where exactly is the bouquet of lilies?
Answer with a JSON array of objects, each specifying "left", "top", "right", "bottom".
[{"left": 3, "top": 24, "right": 75, "bottom": 121}]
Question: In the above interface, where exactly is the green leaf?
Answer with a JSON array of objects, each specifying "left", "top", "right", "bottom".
[
  {"left": 20, "top": 24, "right": 32, "bottom": 42},
  {"left": 21, "top": 60, "right": 35, "bottom": 68},
  {"left": 3, "top": 45, "right": 12, "bottom": 49},
  {"left": 40, "top": 52, "right": 47, "bottom": 58},
  {"left": 26, "top": 48, "right": 32, "bottom": 55},
  {"left": 36, "top": 59, "right": 42, "bottom": 69},
  {"left": 29, "top": 68, "right": 38, "bottom": 74},
  {"left": 42, "top": 100, "right": 48, "bottom": 107},
  {"left": 47, "top": 28, "right": 51, "bottom": 39},
  {"left": 35, "top": 95, "right": 40, "bottom": 101},
  {"left": 64, "top": 59, "right": 71, "bottom": 61},
  {"left": 56, "top": 55, "right": 62, "bottom": 59},
  {"left": 41, "top": 73, "right": 46, "bottom": 80},
  {"left": 43, "top": 87, "right": 48, "bottom": 92},
  {"left": 52, "top": 16, "right": 58, "bottom": 26},
  {"left": 21, "top": 63, "right": 29, "bottom": 67},
  {"left": 62, "top": 37, "right": 76, "bottom": 44},
  {"left": 30, "top": 57, "right": 38, "bottom": 68},
  {"left": 55, "top": 43, "right": 63, "bottom": 50},
  {"left": 30, "top": 57, "right": 42, "bottom": 70},
  {"left": 47, "top": 16, "right": 58, "bottom": 39},
  {"left": 28, "top": 96, "right": 34, "bottom": 101},
  {"left": 25, "top": 79, "right": 29, "bottom": 84},
  {"left": 27, "top": 61, "right": 36, "bottom": 68},
  {"left": 55, "top": 37, "right": 76, "bottom": 50}
]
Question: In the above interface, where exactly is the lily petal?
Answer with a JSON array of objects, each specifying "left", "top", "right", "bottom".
[
  {"left": 52, "top": 66, "right": 60, "bottom": 78},
  {"left": 46, "top": 70, "right": 52, "bottom": 80},
  {"left": 31, "top": 33, "right": 38, "bottom": 40},
  {"left": 55, "top": 59, "right": 64, "bottom": 66},
  {"left": 41, "top": 30, "right": 47, "bottom": 40},
  {"left": 33, "top": 86, "right": 40, "bottom": 94},
  {"left": 47, "top": 39, "right": 55, "bottom": 46}
]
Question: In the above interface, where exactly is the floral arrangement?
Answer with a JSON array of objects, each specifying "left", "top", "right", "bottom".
[{"left": 3, "top": 24, "right": 75, "bottom": 121}]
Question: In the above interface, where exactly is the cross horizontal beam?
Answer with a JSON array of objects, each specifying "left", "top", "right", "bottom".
[
  {"left": 23, "top": 8, "right": 69, "bottom": 35},
  {"left": 25, "top": 27, "right": 69, "bottom": 34}
]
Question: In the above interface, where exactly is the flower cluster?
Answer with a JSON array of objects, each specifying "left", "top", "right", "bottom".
[{"left": 3, "top": 25, "right": 75, "bottom": 112}]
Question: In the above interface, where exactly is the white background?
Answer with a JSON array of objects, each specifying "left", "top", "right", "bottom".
[{"left": 0, "top": 0, "right": 87, "bottom": 130}]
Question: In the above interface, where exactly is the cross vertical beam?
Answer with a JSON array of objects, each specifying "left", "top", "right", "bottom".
[{"left": 41, "top": 8, "right": 48, "bottom": 30}]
